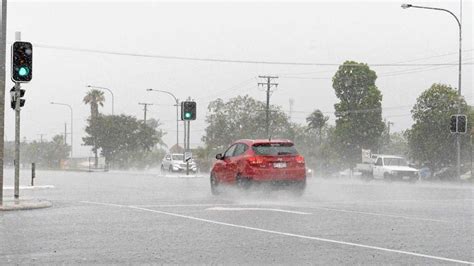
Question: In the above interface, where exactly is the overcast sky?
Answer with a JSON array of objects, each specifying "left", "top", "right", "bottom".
[{"left": 3, "top": 0, "right": 473, "bottom": 157}]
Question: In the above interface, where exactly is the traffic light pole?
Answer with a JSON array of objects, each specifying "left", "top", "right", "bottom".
[
  {"left": 14, "top": 81, "right": 21, "bottom": 200},
  {"left": 186, "top": 120, "right": 190, "bottom": 176},
  {"left": 13, "top": 31, "right": 21, "bottom": 201}
]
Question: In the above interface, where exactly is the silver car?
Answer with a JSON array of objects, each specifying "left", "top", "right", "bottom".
[{"left": 161, "top": 153, "right": 197, "bottom": 173}]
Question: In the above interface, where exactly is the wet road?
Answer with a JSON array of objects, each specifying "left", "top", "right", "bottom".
[{"left": 1, "top": 169, "right": 473, "bottom": 264}]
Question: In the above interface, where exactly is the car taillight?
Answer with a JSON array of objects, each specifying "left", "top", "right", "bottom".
[
  {"left": 296, "top": 155, "right": 305, "bottom": 164},
  {"left": 248, "top": 156, "right": 265, "bottom": 166}
]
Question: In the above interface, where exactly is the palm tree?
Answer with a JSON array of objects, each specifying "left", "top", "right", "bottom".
[
  {"left": 83, "top": 89, "right": 105, "bottom": 168},
  {"left": 306, "top": 109, "right": 329, "bottom": 143},
  {"left": 83, "top": 89, "right": 105, "bottom": 120}
]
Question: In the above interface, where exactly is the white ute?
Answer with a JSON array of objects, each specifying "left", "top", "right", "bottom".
[
  {"left": 372, "top": 155, "right": 419, "bottom": 182},
  {"left": 356, "top": 149, "right": 419, "bottom": 182}
]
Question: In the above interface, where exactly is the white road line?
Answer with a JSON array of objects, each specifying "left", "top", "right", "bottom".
[
  {"left": 80, "top": 200, "right": 473, "bottom": 265},
  {"left": 132, "top": 203, "right": 236, "bottom": 208},
  {"left": 3, "top": 185, "right": 55, "bottom": 190},
  {"left": 121, "top": 202, "right": 448, "bottom": 223},
  {"left": 298, "top": 198, "right": 474, "bottom": 205},
  {"left": 296, "top": 205, "right": 450, "bottom": 223},
  {"left": 206, "top": 207, "right": 311, "bottom": 215}
]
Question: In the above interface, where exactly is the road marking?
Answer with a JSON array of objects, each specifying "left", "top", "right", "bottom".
[
  {"left": 3, "top": 185, "right": 55, "bottom": 190},
  {"left": 295, "top": 205, "right": 449, "bottom": 223},
  {"left": 132, "top": 203, "right": 236, "bottom": 208},
  {"left": 298, "top": 198, "right": 474, "bottom": 205},
  {"left": 81, "top": 200, "right": 473, "bottom": 265},
  {"left": 206, "top": 207, "right": 311, "bottom": 215}
]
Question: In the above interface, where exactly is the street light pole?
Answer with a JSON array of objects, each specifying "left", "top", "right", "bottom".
[
  {"left": 401, "top": 3, "right": 463, "bottom": 179},
  {"left": 147, "top": 89, "right": 180, "bottom": 150},
  {"left": 87, "top": 85, "right": 115, "bottom": 115},
  {"left": 51, "top": 102, "right": 73, "bottom": 158}
]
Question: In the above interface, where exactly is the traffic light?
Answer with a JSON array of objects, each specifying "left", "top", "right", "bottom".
[
  {"left": 457, "top": 115, "right": 467, "bottom": 134},
  {"left": 181, "top": 101, "right": 196, "bottom": 120},
  {"left": 11, "top": 41, "right": 33, "bottom": 82},
  {"left": 450, "top": 114, "right": 468, "bottom": 134},
  {"left": 450, "top": 115, "right": 457, "bottom": 133},
  {"left": 9, "top": 87, "right": 26, "bottom": 110}
]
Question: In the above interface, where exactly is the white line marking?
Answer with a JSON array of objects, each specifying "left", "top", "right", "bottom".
[
  {"left": 297, "top": 205, "right": 449, "bottom": 223},
  {"left": 132, "top": 203, "right": 236, "bottom": 208},
  {"left": 298, "top": 198, "right": 474, "bottom": 205},
  {"left": 206, "top": 207, "right": 311, "bottom": 215},
  {"left": 80, "top": 200, "right": 473, "bottom": 265},
  {"left": 3, "top": 185, "right": 55, "bottom": 190}
]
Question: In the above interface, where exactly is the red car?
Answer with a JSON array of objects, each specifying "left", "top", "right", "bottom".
[{"left": 210, "top": 139, "right": 306, "bottom": 195}]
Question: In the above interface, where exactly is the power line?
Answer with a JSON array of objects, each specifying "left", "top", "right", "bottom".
[
  {"left": 201, "top": 83, "right": 258, "bottom": 105},
  {"left": 195, "top": 77, "right": 256, "bottom": 102},
  {"left": 35, "top": 43, "right": 473, "bottom": 67},
  {"left": 390, "top": 49, "right": 473, "bottom": 64}
]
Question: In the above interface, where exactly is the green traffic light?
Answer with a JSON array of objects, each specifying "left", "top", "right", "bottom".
[
  {"left": 18, "top": 67, "right": 29, "bottom": 76},
  {"left": 185, "top": 112, "right": 192, "bottom": 119}
]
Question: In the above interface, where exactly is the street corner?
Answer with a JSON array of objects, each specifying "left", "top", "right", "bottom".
[{"left": 0, "top": 198, "right": 52, "bottom": 211}]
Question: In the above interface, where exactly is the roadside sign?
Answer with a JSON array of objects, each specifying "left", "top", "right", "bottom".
[{"left": 184, "top": 152, "right": 192, "bottom": 162}]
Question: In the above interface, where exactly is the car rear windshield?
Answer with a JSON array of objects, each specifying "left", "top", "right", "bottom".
[{"left": 252, "top": 143, "right": 298, "bottom": 155}]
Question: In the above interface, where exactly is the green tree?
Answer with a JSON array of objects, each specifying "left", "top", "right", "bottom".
[
  {"left": 83, "top": 114, "right": 164, "bottom": 169},
  {"left": 406, "top": 83, "right": 469, "bottom": 172},
  {"left": 202, "top": 95, "right": 292, "bottom": 151},
  {"left": 83, "top": 89, "right": 105, "bottom": 166},
  {"left": 332, "top": 61, "right": 385, "bottom": 168}
]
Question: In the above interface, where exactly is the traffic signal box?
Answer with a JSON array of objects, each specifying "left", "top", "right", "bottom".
[
  {"left": 450, "top": 114, "right": 467, "bottom": 134},
  {"left": 181, "top": 101, "right": 196, "bottom": 120},
  {"left": 10, "top": 87, "right": 25, "bottom": 110},
  {"left": 11, "top": 41, "right": 33, "bottom": 83}
]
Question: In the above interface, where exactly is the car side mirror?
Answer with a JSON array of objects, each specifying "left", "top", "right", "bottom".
[{"left": 215, "top": 153, "right": 224, "bottom": 160}]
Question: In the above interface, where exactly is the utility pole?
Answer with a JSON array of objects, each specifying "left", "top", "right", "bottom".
[
  {"left": 289, "top": 98, "right": 294, "bottom": 121},
  {"left": 138, "top": 103, "right": 153, "bottom": 126},
  {"left": 64, "top": 123, "right": 67, "bottom": 146},
  {"left": 258, "top": 76, "right": 278, "bottom": 138},
  {"left": 0, "top": 0, "right": 7, "bottom": 206}
]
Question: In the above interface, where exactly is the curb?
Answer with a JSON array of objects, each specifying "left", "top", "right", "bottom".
[{"left": 0, "top": 199, "right": 52, "bottom": 211}]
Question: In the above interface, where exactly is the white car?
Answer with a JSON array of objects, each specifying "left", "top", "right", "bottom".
[
  {"left": 372, "top": 155, "right": 419, "bottom": 182},
  {"left": 161, "top": 153, "right": 197, "bottom": 173}
]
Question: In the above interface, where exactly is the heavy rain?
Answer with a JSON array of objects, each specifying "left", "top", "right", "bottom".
[{"left": 0, "top": 1, "right": 473, "bottom": 264}]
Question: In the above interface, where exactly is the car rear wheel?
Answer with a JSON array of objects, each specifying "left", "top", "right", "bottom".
[
  {"left": 236, "top": 174, "right": 252, "bottom": 190},
  {"left": 210, "top": 172, "right": 220, "bottom": 195},
  {"left": 290, "top": 180, "right": 306, "bottom": 197}
]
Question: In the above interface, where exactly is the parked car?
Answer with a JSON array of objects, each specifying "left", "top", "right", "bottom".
[
  {"left": 372, "top": 155, "right": 419, "bottom": 182},
  {"left": 355, "top": 149, "right": 419, "bottom": 183},
  {"left": 161, "top": 153, "right": 197, "bottom": 173},
  {"left": 210, "top": 139, "right": 306, "bottom": 195}
]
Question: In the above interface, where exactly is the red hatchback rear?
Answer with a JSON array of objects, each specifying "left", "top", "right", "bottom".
[{"left": 210, "top": 139, "right": 306, "bottom": 195}]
